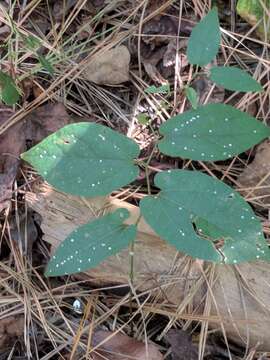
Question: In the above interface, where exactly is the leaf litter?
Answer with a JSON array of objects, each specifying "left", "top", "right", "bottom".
[{"left": 0, "top": 103, "right": 71, "bottom": 212}]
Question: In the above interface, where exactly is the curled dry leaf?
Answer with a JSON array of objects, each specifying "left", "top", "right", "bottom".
[
  {"left": 0, "top": 103, "right": 71, "bottom": 212},
  {"left": 238, "top": 140, "right": 270, "bottom": 205},
  {"left": 91, "top": 330, "right": 164, "bottom": 360},
  {"left": 82, "top": 46, "right": 130, "bottom": 85}
]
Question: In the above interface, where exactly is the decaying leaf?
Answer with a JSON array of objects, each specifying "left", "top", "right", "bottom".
[
  {"left": 0, "top": 108, "right": 23, "bottom": 212},
  {"left": 0, "top": 316, "right": 24, "bottom": 348},
  {"left": 0, "top": 103, "right": 71, "bottom": 212},
  {"left": 82, "top": 46, "right": 130, "bottom": 85},
  {"left": 191, "top": 75, "right": 224, "bottom": 106},
  {"left": 165, "top": 329, "right": 198, "bottom": 360},
  {"left": 238, "top": 140, "right": 270, "bottom": 205},
  {"left": 237, "top": 0, "right": 270, "bottom": 40},
  {"left": 91, "top": 330, "right": 164, "bottom": 360}
]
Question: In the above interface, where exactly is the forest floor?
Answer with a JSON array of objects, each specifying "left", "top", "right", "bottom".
[{"left": 0, "top": 0, "right": 270, "bottom": 359}]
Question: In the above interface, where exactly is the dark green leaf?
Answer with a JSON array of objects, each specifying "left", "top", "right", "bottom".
[
  {"left": 187, "top": 8, "right": 220, "bottom": 66},
  {"left": 38, "top": 54, "right": 54, "bottom": 75},
  {"left": 21, "top": 122, "right": 140, "bottom": 196},
  {"left": 209, "top": 66, "right": 263, "bottom": 92},
  {"left": 140, "top": 170, "right": 270, "bottom": 264},
  {"left": 184, "top": 86, "right": 198, "bottom": 109},
  {"left": 45, "top": 208, "right": 137, "bottom": 276},
  {"left": 145, "top": 84, "right": 170, "bottom": 94},
  {"left": 0, "top": 71, "right": 20, "bottom": 105},
  {"left": 158, "top": 103, "right": 270, "bottom": 161}
]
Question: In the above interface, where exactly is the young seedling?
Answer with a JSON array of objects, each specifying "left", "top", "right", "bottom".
[{"left": 21, "top": 7, "right": 270, "bottom": 276}]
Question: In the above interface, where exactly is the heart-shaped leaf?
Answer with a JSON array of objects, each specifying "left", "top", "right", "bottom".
[
  {"left": 158, "top": 103, "right": 270, "bottom": 161},
  {"left": 140, "top": 170, "right": 270, "bottom": 264},
  {"left": 209, "top": 66, "right": 263, "bottom": 92},
  {"left": 21, "top": 122, "right": 140, "bottom": 196},
  {"left": 45, "top": 208, "right": 137, "bottom": 276},
  {"left": 187, "top": 8, "right": 220, "bottom": 66},
  {"left": 0, "top": 71, "right": 20, "bottom": 105}
]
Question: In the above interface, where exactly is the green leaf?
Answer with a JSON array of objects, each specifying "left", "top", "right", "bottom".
[
  {"left": 0, "top": 71, "right": 20, "bottom": 105},
  {"left": 137, "top": 113, "right": 150, "bottom": 125},
  {"left": 21, "top": 122, "right": 140, "bottom": 196},
  {"left": 140, "top": 170, "right": 270, "bottom": 264},
  {"left": 158, "top": 103, "right": 270, "bottom": 161},
  {"left": 209, "top": 66, "right": 263, "bottom": 92},
  {"left": 24, "top": 35, "right": 41, "bottom": 50},
  {"left": 38, "top": 54, "right": 54, "bottom": 75},
  {"left": 145, "top": 84, "right": 170, "bottom": 95},
  {"left": 45, "top": 208, "right": 137, "bottom": 276},
  {"left": 184, "top": 86, "right": 198, "bottom": 109},
  {"left": 187, "top": 8, "right": 221, "bottom": 66}
]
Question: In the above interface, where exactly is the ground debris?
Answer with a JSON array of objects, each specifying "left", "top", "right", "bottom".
[
  {"left": 82, "top": 46, "right": 130, "bottom": 85},
  {"left": 0, "top": 315, "right": 24, "bottom": 348},
  {"left": 0, "top": 103, "right": 71, "bottom": 212},
  {"left": 91, "top": 329, "right": 164, "bottom": 360},
  {"left": 238, "top": 140, "right": 270, "bottom": 206}
]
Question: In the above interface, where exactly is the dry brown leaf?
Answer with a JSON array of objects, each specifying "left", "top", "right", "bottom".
[
  {"left": 191, "top": 75, "right": 225, "bottom": 106},
  {"left": 91, "top": 330, "right": 164, "bottom": 360},
  {"left": 0, "top": 103, "right": 71, "bottom": 212},
  {"left": 0, "top": 315, "right": 24, "bottom": 348},
  {"left": 0, "top": 108, "right": 23, "bottom": 212},
  {"left": 165, "top": 329, "right": 198, "bottom": 360},
  {"left": 83, "top": 46, "right": 130, "bottom": 85},
  {"left": 238, "top": 140, "right": 270, "bottom": 205}
]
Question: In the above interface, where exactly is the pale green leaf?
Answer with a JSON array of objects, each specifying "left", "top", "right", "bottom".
[
  {"left": 210, "top": 66, "right": 263, "bottom": 92},
  {"left": 187, "top": 8, "right": 220, "bottom": 66},
  {"left": 145, "top": 84, "right": 170, "bottom": 94},
  {"left": 158, "top": 103, "right": 270, "bottom": 161},
  {"left": 21, "top": 122, "right": 140, "bottom": 196},
  {"left": 184, "top": 86, "right": 198, "bottom": 109},
  {"left": 45, "top": 208, "right": 137, "bottom": 276},
  {"left": 137, "top": 113, "right": 150, "bottom": 125},
  {"left": 0, "top": 71, "right": 20, "bottom": 105},
  {"left": 38, "top": 54, "right": 54, "bottom": 75},
  {"left": 140, "top": 170, "right": 270, "bottom": 264}
]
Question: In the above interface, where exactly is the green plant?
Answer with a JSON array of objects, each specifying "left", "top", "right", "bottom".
[
  {"left": 21, "top": 7, "right": 270, "bottom": 277},
  {"left": 0, "top": 31, "right": 55, "bottom": 106}
]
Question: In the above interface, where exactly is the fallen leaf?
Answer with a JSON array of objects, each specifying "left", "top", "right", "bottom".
[
  {"left": 82, "top": 46, "right": 130, "bottom": 85},
  {"left": 24, "top": 102, "right": 71, "bottom": 144},
  {"left": 0, "top": 316, "right": 24, "bottom": 348},
  {"left": 165, "top": 329, "right": 198, "bottom": 360},
  {"left": 0, "top": 103, "right": 71, "bottom": 212},
  {"left": 53, "top": 0, "right": 77, "bottom": 22},
  {"left": 0, "top": 108, "right": 23, "bottom": 212},
  {"left": 91, "top": 330, "right": 164, "bottom": 360},
  {"left": 142, "top": 15, "right": 192, "bottom": 47},
  {"left": 238, "top": 140, "right": 270, "bottom": 205},
  {"left": 191, "top": 75, "right": 225, "bottom": 106}
]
